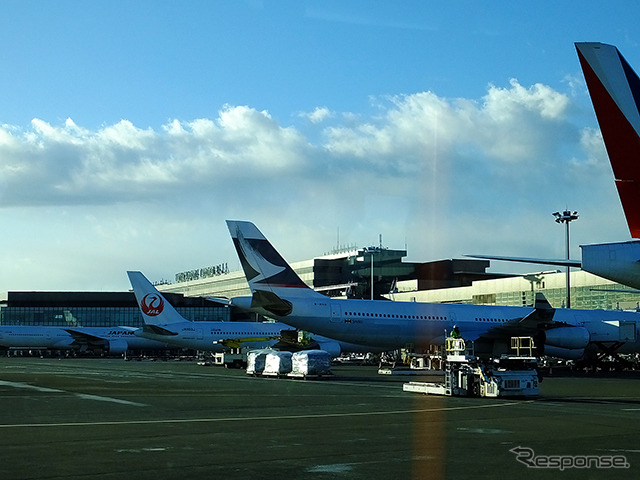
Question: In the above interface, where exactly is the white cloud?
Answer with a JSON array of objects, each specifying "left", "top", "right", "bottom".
[
  {"left": 483, "top": 79, "right": 569, "bottom": 121},
  {"left": 576, "top": 127, "right": 607, "bottom": 166},
  {"left": 0, "top": 81, "right": 629, "bottom": 295},
  {"left": 301, "top": 106, "right": 334, "bottom": 124},
  {"left": 322, "top": 79, "right": 572, "bottom": 177},
  {"left": 96, "top": 120, "right": 155, "bottom": 149}
]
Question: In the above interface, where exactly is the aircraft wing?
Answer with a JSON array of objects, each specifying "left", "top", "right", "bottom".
[
  {"left": 590, "top": 288, "right": 640, "bottom": 294},
  {"left": 63, "top": 328, "right": 106, "bottom": 345},
  {"left": 63, "top": 328, "right": 112, "bottom": 348},
  {"left": 465, "top": 254, "right": 581, "bottom": 268},
  {"left": 469, "top": 294, "right": 557, "bottom": 342},
  {"left": 474, "top": 309, "right": 555, "bottom": 341},
  {"left": 218, "top": 336, "right": 281, "bottom": 349}
]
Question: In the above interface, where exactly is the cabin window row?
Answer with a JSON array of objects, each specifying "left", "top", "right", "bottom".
[
  {"left": 344, "top": 311, "right": 447, "bottom": 321},
  {"left": 212, "top": 331, "right": 275, "bottom": 335}
]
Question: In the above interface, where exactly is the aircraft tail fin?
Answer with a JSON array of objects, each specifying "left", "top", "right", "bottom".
[
  {"left": 226, "top": 220, "right": 324, "bottom": 301},
  {"left": 576, "top": 42, "right": 640, "bottom": 238},
  {"left": 127, "top": 271, "right": 187, "bottom": 326}
]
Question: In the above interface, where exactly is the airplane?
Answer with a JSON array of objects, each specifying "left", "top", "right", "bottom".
[
  {"left": 126, "top": 270, "right": 377, "bottom": 356},
  {"left": 0, "top": 325, "right": 170, "bottom": 355},
  {"left": 469, "top": 42, "right": 640, "bottom": 290},
  {"left": 127, "top": 270, "right": 291, "bottom": 352},
  {"left": 226, "top": 220, "right": 640, "bottom": 362}
]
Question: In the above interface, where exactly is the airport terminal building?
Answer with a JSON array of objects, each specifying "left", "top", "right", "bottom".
[
  {"left": 2, "top": 245, "right": 639, "bottom": 327},
  {"left": 0, "top": 291, "right": 230, "bottom": 328},
  {"left": 157, "top": 246, "right": 640, "bottom": 311}
]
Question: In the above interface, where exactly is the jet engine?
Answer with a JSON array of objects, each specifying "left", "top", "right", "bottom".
[
  {"left": 314, "top": 340, "right": 341, "bottom": 357},
  {"left": 539, "top": 326, "right": 590, "bottom": 360},
  {"left": 105, "top": 339, "right": 128, "bottom": 355}
]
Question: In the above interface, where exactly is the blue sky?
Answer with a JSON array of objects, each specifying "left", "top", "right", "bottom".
[{"left": 1, "top": 1, "right": 640, "bottom": 297}]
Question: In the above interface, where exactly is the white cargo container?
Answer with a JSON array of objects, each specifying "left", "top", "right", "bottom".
[
  {"left": 262, "top": 351, "right": 293, "bottom": 376},
  {"left": 289, "top": 350, "right": 332, "bottom": 378},
  {"left": 246, "top": 349, "right": 273, "bottom": 376}
]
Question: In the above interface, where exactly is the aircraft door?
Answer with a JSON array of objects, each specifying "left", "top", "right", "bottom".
[
  {"left": 620, "top": 321, "right": 636, "bottom": 341},
  {"left": 330, "top": 303, "right": 342, "bottom": 323}
]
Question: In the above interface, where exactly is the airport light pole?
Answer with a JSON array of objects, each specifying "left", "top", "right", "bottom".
[
  {"left": 553, "top": 210, "right": 579, "bottom": 308},
  {"left": 371, "top": 253, "right": 374, "bottom": 300},
  {"left": 356, "top": 249, "right": 375, "bottom": 300}
]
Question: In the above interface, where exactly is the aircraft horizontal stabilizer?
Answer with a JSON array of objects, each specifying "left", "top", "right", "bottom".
[
  {"left": 251, "top": 290, "right": 293, "bottom": 316},
  {"left": 142, "top": 324, "right": 178, "bottom": 336}
]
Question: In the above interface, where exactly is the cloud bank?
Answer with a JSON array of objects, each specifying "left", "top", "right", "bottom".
[
  {"left": 0, "top": 79, "right": 626, "bottom": 293},
  {"left": 0, "top": 79, "right": 584, "bottom": 206}
]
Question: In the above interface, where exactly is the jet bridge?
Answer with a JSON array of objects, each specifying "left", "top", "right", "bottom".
[{"left": 403, "top": 337, "right": 539, "bottom": 398}]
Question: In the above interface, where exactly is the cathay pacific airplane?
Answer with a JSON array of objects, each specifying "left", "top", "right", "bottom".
[
  {"left": 227, "top": 220, "right": 640, "bottom": 361},
  {"left": 470, "top": 42, "right": 640, "bottom": 290},
  {"left": 0, "top": 325, "right": 169, "bottom": 354}
]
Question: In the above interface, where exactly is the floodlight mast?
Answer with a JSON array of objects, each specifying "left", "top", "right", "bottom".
[{"left": 552, "top": 210, "right": 579, "bottom": 308}]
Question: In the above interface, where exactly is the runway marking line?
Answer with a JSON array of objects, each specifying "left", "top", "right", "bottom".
[
  {"left": 0, "top": 380, "right": 148, "bottom": 407},
  {"left": 0, "top": 400, "right": 529, "bottom": 429}
]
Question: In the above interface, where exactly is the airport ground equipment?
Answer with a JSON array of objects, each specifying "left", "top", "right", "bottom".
[
  {"left": 246, "top": 348, "right": 274, "bottom": 375},
  {"left": 262, "top": 350, "right": 293, "bottom": 376},
  {"left": 196, "top": 347, "right": 250, "bottom": 368},
  {"left": 288, "top": 350, "right": 333, "bottom": 378},
  {"left": 403, "top": 337, "right": 539, "bottom": 398},
  {"left": 245, "top": 348, "right": 334, "bottom": 378},
  {"left": 211, "top": 349, "right": 248, "bottom": 368},
  {"left": 378, "top": 346, "right": 444, "bottom": 375}
]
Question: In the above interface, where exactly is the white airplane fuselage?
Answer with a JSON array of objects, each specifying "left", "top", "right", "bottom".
[
  {"left": 233, "top": 295, "right": 640, "bottom": 358},
  {"left": 0, "top": 326, "right": 169, "bottom": 353},
  {"left": 136, "top": 321, "right": 291, "bottom": 352},
  {"left": 581, "top": 241, "right": 640, "bottom": 290}
]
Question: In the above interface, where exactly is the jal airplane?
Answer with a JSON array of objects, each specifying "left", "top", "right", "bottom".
[
  {"left": 127, "top": 270, "right": 381, "bottom": 356},
  {"left": 0, "top": 325, "right": 169, "bottom": 354},
  {"left": 470, "top": 42, "right": 640, "bottom": 290},
  {"left": 128, "top": 271, "right": 291, "bottom": 352},
  {"left": 227, "top": 220, "right": 640, "bottom": 361}
]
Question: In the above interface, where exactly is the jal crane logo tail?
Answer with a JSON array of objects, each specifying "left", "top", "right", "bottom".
[
  {"left": 141, "top": 293, "right": 164, "bottom": 316},
  {"left": 127, "top": 271, "right": 187, "bottom": 325}
]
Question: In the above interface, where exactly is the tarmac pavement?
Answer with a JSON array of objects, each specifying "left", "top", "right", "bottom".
[{"left": 1, "top": 358, "right": 639, "bottom": 479}]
